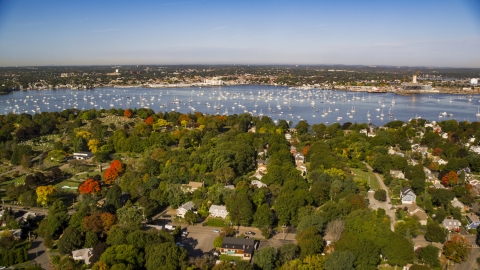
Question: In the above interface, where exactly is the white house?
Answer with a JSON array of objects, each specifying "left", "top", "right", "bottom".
[
  {"left": 73, "top": 152, "right": 93, "bottom": 160},
  {"left": 209, "top": 205, "right": 228, "bottom": 219},
  {"left": 177, "top": 201, "right": 195, "bottom": 218},
  {"left": 251, "top": 180, "right": 267, "bottom": 188},
  {"left": 390, "top": 170, "right": 405, "bottom": 179},
  {"left": 400, "top": 187, "right": 416, "bottom": 204},
  {"left": 442, "top": 218, "right": 461, "bottom": 231},
  {"left": 181, "top": 181, "right": 203, "bottom": 193},
  {"left": 72, "top": 248, "right": 93, "bottom": 265}
]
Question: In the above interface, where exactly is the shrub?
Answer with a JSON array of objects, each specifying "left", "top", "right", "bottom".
[{"left": 374, "top": 190, "right": 387, "bottom": 201}]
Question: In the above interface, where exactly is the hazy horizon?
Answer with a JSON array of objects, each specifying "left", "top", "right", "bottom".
[{"left": 1, "top": 0, "right": 479, "bottom": 68}]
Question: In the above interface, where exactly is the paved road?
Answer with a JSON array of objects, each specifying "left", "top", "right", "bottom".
[
  {"left": 453, "top": 247, "right": 480, "bottom": 270},
  {"left": 1, "top": 203, "right": 75, "bottom": 215},
  {"left": 364, "top": 162, "right": 396, "bottom": 230},
  {"left": 28, "top": 237, "right": 53, "bottom": 270}
]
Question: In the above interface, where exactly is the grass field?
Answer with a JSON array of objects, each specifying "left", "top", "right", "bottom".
[
  {"left": 351, "top": 168, "right": 381, "bottom": 190},
  {"left": 204, "top": 217, "right": 227, "bottom": 227},
  {"left": 219, "top": 254, "right": 242, "bottom": 262}
]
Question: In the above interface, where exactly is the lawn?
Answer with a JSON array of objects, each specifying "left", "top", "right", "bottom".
[
  {"left": 351, "top": 168, "right": 381, "bottom": 190},
  {"left": 219, "top": 254, "right": 242, "bottom": 262},
  {"left": 55, "top": 179, "right": 82, "bottom": 191},
  {"left": 204, "top": 217, "right": 226, "bottom": 227}
]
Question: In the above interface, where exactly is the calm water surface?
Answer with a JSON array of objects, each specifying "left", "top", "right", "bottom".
[{"left": 1, "top": 85, "right": 479, "bottom": 126}]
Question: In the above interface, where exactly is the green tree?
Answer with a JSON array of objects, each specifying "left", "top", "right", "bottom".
[
  {"left": 213, "top": 236, "right": 224, "bottom": 248},
  {"left": 144, "top": 242, "right": 188, "bottom": 270},
  {"left": 296, "top": 226, "right": 324, "bottom": 259},
  {"left": 85, "top": 231, "right": 100, "bottom": 248},
  {"left": 373, "top": 190, "right": 387, "bottom": 202},
  {"left": 184, "top": 210, "right": 198, "bottom": 225},
  {"left": 425, "top": 222, "right": 447, "bottom": 244},
  {"left": 58, "top": 226, "right": 84, "bottom": 255},
  {"left": 296, "top": 215, "right": 325, "bottom": 236},
  {"left": 382, "top": 233, "right": 414, "bottom": 266},
  {"left": 116, "top": 206, "right": 143, "bottom": 231},
  {"left": 44, "top": 200, "right": 69, "bottom": 237},
  {"left": 295, "top": 121, "right": 310, "bottom": 135},
  {"left": 105, "top": 184, "right": 122, "bottom": 210},
  {"left": 253, "top": 204, "right": 273, "bottom": 229},
  {"left": 277, "top": 243, "right": 298, "bottom": 265},
  {"left": 100, "top": 244, "right": 144, "bottom": 268},
  {"left": 226, "top": 193, "right": 253, "bottom": 225},
  {"left": 418, "top": 245, "right": 440, "bottom": 268},
  {"left": 254, "top": 246, "right": 277, "bottom": 270},
  {"left": 324, "top": 251, "right": 356, "bottom": 270}
]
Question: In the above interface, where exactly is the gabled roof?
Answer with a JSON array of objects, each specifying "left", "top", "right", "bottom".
[
  {"left": 209, "top": 205, "right": 227, "bottom": 212},
  {"left": 179, "top": 201, "right": 195, "bottom": 211},
  {"left": 401, "top": 187, "right": 415, "bottom": 197},
  {"left": 221, "top": 237, "right": 255, "bottom": 254}
]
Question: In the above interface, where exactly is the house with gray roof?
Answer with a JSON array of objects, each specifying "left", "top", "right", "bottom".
[
  {"left": 72, "top": 248, "right": 93, "bottom": 265},
  {"left": 400, "top": 187, "right": 416, "bottom": 204},
  {"left": 390, "top": 170, "right": 405, "bottom": 179},
  {"left": 209, "top": 205, "right": 228, "bottom": 219},
  {"left": 177, "top": 201, "right": 195, "bottom": 218},
  {"left": 442, "top": 218, "right": 461, "bottom": 231}
]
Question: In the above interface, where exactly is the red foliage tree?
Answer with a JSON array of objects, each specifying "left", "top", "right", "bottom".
[
  {"left": 82, "top": 214, "right": 104, "bottom": 233},
  {"left": 432, "top": 148, "right": 443, "bottom": 156},
  {"left": 145, "top": 116, "right": 155, "bottom": 125},
  {"left": 124, "top": 109, "right": 133, "bottom": 118},
  {"left": 100, "top": 212, "right": 116, "bottom": 233},
  {"left": 441, "top": 171, "right": 458, "bottom": 187},
  {"left": 103, "top": 160, "right": 125, "bottom": 185},
  {"left": 78, "top": 178, "right": 101, "bottom": 195},
  {"left": 303, "top": 145, "right": 311, "bottom": 156}
]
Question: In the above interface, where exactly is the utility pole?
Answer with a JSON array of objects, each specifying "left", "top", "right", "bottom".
[{"left": 282, "top": 224, "right": 286, "bottom": 241}]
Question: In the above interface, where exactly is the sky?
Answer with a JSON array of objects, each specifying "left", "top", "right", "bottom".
[{"left": 0, "top": 0, "right": 479, "bottom": 67}]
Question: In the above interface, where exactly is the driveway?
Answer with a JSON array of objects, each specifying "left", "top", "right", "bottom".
[
  {"left": 28, "top": 237, "right": 53, "bottom": 270},
  {"left": 364, "top": 162, "right": 396, "bottom": 230}
]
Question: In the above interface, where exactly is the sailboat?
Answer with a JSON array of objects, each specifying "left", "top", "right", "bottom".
[{"left": 476, "top": 107, "right": 480, "bottom": 117}]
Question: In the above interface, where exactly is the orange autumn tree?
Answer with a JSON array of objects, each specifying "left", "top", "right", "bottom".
[
  {"left": 103, "top": 160, "right": 125, "bottom": 185},
  {"left": 82, "top": 212, "right": 117, "bottom": 234},
  {"left": 145, "top": 116, "right": 155, "bottom": 125},
  {"left": 441, "top": 171, "right": 458, "bottom": 187},
  {"left": 303, "top": 145, "right": 311, "bottom": 156},
  {"left": 124, "top": 109, "right": 133, "bottom": 118},
  {"left": 78, "top": 178, "right": 101, "bottom": 195}
]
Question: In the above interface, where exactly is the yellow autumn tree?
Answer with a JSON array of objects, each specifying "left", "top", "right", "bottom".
[
  {"left": 88, "top": 139, "right": 100, "bottom": 153},
  {"left": 324, "top": 168, "right": 347, "bottom": 180},
  {"left": 77, "top": 130, "right": 92, "bottom": 140},
  {"left": 36, "top": 185, "right": 56, "bottom": 205}
]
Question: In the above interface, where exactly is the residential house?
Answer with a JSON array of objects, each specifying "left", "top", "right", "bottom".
[
  {"left": 72, "top": 248, "right": 93, "bottom": 265},
  {"left": 251, "top": 180, "right": 267, "bottom": 188},
  {"left": 442, "top": 218, "right": 461, "bottom": 231},
  {"left": 209, "top": 205, "right": 228, "bottom": 219},
  {"left": 400, "top": 187, "right": 416, "bottom": 204},
  {"left": 432, "top": 156, "right": 448, "bottom": 165},
  {"left": 73, "top": 152, "right": 93, "bottom": 160},
  {"left": 220, "top": 237, "right": 257, "bottom": 260},
  {"left": 451, "top": 198, "right": 467, "bottom": 213},
  {"left": 404, "top": 204, "right": 428, "bottom": 225},
  {"left": 223, "top": 185, "right": 235, "bottom": 190},
  {"left": 181, "top": 181, "right": 203, "bottom": 193},
  {"left": 177, "top": 201, "right": 195, "bottom": 218},
  {"left": 390, "top": 170, "right": 405, "bottom": 179},
  {"left": 285, "top": 133, "right": 292, "bottom": 140},
  {"left": 466, "top": 213, "right": 480, "bottom": 230},
  {"left": 295, "top": 153, "right": 305, "bottom": 165}
]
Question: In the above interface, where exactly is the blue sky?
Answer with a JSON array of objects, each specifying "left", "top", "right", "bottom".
[{"left": 0, "top": 0, "right": 479, "bottom": 67}]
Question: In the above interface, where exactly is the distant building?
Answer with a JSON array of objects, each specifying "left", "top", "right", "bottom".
[
  {"left": 73, "top": 152, "right": 93, "bottom": 160},
  {"left": 209, "top": 205, "right": 228, "bottom": 219},
  {"left": 177, "top": 201, "right": 195, "bottom": 218},
  {"left": 220, "top": 237, "right": 257, "bottom": 260}
]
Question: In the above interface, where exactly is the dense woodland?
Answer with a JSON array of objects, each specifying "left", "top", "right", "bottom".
[{"left": 1, "top": 107, "right": 480, "bottom": 269}]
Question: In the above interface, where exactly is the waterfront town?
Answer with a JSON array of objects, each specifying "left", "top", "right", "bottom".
[
  {"left": 1, "top": 65, "right": 479, "bottom": 95},
  {"left": 0, "top": 106, "right": 480, "bottom": 269}
]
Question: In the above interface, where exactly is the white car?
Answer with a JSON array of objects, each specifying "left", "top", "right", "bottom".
[{"left": 176, "top": 242, "right": 185, "bottom": 247}]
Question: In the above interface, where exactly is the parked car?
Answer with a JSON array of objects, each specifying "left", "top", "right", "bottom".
[
  {"left": 182, "top": 231, "right": 189, "bottom": 236},
  {"left": 175, "top": 242, "right": 185, "bottom": 247},
  {"left": 213, "top": 229, "right": 220, "bottom": 233},
  {"left": 245, "top": 231, "right": 255, "bottom": 235}
]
